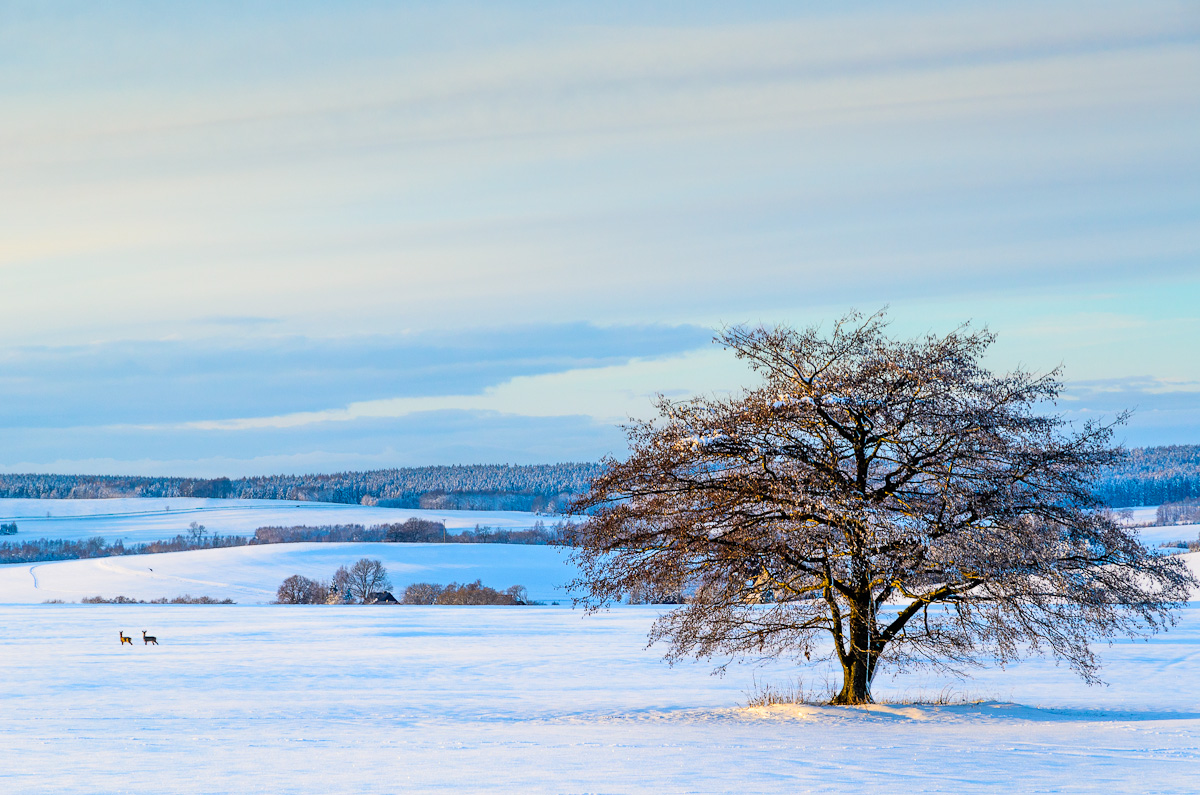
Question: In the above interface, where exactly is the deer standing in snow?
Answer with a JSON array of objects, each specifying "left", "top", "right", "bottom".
[
  {"left": 119, "top": 632, "right": 133, "bottom": 645},
  {"left": 142, "top": 631, "right": 158, "bottom": 645}
]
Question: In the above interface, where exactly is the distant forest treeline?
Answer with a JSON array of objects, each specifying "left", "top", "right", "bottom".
[
  {"left": 0, "top": 448, "right": 1197, "bottom": 510},
  {"left": 1093, "top": 445, "right": 1200, "bottom": 508},
  {"left": 0, "top": 463, "right": 604, "bottom": 512}
]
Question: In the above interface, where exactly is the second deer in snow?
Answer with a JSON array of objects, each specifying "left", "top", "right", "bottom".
[{"left": 142, "top": 630, "right": 158, "bottom": 645}]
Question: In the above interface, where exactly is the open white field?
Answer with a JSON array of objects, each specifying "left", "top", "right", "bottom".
[
  {"left": 0, "top": 542, "right": 575, "bottom": 604},
  {"left": 1123, "top": 506, "right": 1163, "bottom": 525},
  {"left": 3, "top": 496, "right": 1193, "bottom": 552},
  {"left": 1, "top": 602, "right": 1198, "bottom": 794},
  {"left": 0, "top": 497, "right": 554, "bottom": 544},
  {"left": 1116, "top": 506, "right": 1200, "bottom": 548},
  {"left": 1145, "top": 522, "right": 1200, "bottom": 547}
]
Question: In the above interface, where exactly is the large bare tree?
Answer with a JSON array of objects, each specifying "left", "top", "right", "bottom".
[{"left": 567, "top": 312, "right": 1196, "bottom": 704}]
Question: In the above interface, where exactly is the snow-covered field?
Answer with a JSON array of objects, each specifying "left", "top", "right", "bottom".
[
  {"left": 4, "top": 496, "right": 1192, "bottom": 548},
  {"left": 0, "top": 497, "right": 576, "bottom": 604},
  {"left": 1, "top": 599, "right": 1198, "bottom": 794},
  {"left": 3, "top": 498, "right": 1199, "bottom": 792},
  {"left": 0, "top": 542, "right": 575, "bottom": 604},
  {"left": 1145, "top": 522, "right": 1200, "bottom": 547},
  {"left": 0, "top": 497, "right": 555, "bottom": 543},
  {"left": 1122, "top": 505, "right": 1161, "bottom": 525},
  {"left": 1116, "top": 506, "right": 1200, "bottom": 549}
]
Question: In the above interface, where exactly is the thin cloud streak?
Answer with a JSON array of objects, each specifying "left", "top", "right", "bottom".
[
  {"left": 1, "top": 2, "right": 1197, "bottom": 344},
  {"left": 167, "top": 348, "right": 744, "bottom": 431}
]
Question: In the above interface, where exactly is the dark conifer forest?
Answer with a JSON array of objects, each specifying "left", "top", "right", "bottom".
[
  {"left": 0, "top": 462, "right": 602, "bottom": 512},
  {"left": 1092, "top": 445, "right": 1200, "bottom": 507}
]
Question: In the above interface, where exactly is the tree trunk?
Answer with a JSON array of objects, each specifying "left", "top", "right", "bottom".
[
  {"left": 831, "top": 607, "right": 876, "bottom": 705},
  {"left": 832, "top": 651, "right": 874, "bottom": 704}
]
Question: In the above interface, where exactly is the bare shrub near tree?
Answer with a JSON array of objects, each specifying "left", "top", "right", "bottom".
[
  {"left": 428, "top": 580, "right": 529, "bottom": 605},
  {"left": 566, "top": 312, "right": 1197, "bottom": 705},
  {"left": 401, "top": 582, "right": 445, "bottom": 605},
  {"left": 623, "top": 582, "right": 684, "bottom": 605},
  {"left": 275, "top": 574, "right": 330, "bottom": 604}
]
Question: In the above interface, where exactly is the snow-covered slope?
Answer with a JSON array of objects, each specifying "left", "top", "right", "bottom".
[
  {"left": 1121, "top": 505, "right": 1160, "bottom": 525},
  {"left": 1116, "top": 506, "right": 1200, "bottom": 547},
  {"left": 1141, "top": 522, "right": 1200, "bottom": 547},
  {"left": 5, "top": 496, "right": 1192, "bottom": 553},
  {"left": 3, "top": 525, "right": 1194, "bottom": 608},
  {"left": 0, "top": 541, "right": 576, "bottom": 604},
  {"left": 0, "top": 497, "right": 556, "bottom": 543}
]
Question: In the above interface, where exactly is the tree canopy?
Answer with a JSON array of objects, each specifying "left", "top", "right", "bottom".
[{"left": 567, "top": 312, "right": 1196, "bottom": 704}]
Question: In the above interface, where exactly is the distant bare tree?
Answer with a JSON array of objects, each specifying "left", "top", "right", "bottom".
[
  {"left": 504, "top": 585, "right": 530, "bottom": 605},
  {"left": 187, "top": 522, "right": 207, "bottom": 543},
  {"left": 330, "top": 565, "right": 353, "bottom": 602},
  {"left": 344, "top": 558, "right": 392, "bottom": 604},
  {"left": 567, "top": 311, "right": 1197, "bottom": 704},
  {"left": 276, "top": 575, "right": 309, "bottom": 604},
  {"left": 275, "top": 575, "right": 330, "bottom": 604}
]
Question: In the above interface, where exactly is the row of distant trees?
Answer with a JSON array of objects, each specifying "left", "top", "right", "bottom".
[
  {"left": 78, "top": 594, "right": 234, "bottom": 604},
  {"left": 275, "top": 560, "right": 531, "bottom": 605},
  {"left": 1, "top": 452, "right": 1195, "bottom": 509},
  {"left": 0, "top": 518, "right": 568, "bottom": 565},
  {"left": 400, "top": 580, "right": 531, "bottom": 605},
  {"left": 0, "top": 532, "right": 248, "bottom": 564},
  {"left": 1156, "top": 498, "right": 1200, "bottom": 526},
  {"left": 0, "top": 463, "right": 603, "bottom": 511},
  {"left": 253, "top": 518, "right": 565, "bottom": 545}
]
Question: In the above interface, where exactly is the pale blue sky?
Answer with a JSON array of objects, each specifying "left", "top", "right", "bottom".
[{"left": 1, "top": 1, "right": 1197, "bottom": 475}]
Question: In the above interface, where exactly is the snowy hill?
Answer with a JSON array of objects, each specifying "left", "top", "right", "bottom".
[
  {"left": 0, "top": 497, "right": 557, "bottom": 544},
  {"left": 0, "top": 542, "right": 577, "bottom": 604}
]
